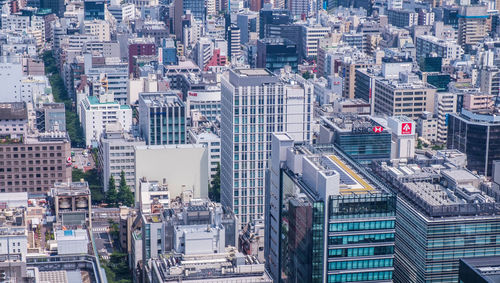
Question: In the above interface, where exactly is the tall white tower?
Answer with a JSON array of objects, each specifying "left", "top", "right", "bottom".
[{"left": 220, "top": 69, "right": 312, "bottom": 227}]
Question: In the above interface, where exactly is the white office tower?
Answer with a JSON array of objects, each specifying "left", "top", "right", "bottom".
[{"left": 221, "top": 69, "right": 312, "bottom": 227}]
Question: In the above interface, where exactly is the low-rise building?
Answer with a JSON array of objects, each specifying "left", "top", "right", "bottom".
[{"left": 147, "top": 250, "right": 272, "bottom": 282}]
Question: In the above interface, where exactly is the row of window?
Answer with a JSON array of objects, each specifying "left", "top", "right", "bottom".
[
  {"left": 329, "top": 220, "right": 395, "bottom": 232},
  {"left": 0, "top": 145, "right": 62, "bottom": 151},
  {"left": 328, "top": 233, "right": 395, "bottom": 246},
  {"left": 328, "top": 246, "right": 394, "bottom": 258},
  {"left": 328, "top": 258, "right": 393, "bottom": 271},
  {"left": 327, "top": 271, "right": 393, "bottom": 282}
]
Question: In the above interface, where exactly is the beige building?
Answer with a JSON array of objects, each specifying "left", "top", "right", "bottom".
[
  {"left": 458, "top": 6, "right": 488, "bottom": 49},
  {"left": 134, "top": 144, "right": 208, "bottom": 201},
  {"left": 0, "top": 134, "right": 71, "bottom": 194},
  {"left": 83, "top": 20, "right": 111, "bottom": 41},
  {"left": 373, "top": 73, "right": 436, "bottom": 119}
]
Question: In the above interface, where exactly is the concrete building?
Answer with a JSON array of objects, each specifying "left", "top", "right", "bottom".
[
  {"left": 463, "top": 93, "right": 494, "bottom": 111},
  {"left": 302, "top": 25, "right": 330, "bottom": 58},
  {"left": 51, "top": 182, "right": 92, "bottom": 228},
  {"left": 140, "top": 198, "right": 237, "bottom": 263},
  {"left": 146, "top": 249, "right": 272, "bottom": 282},
  {"left": 228, "top": 24, "right": 241, "bottom": 60},
  {"left": 416, "top": 111, "right": 438, "bottom": 143},
  {"left": 138, "top": 178, "right": 170, "bottom": 213},
  {"left": 80, "top": 93, "right": 133, "bottom": 147},
  {"left": 188, "top": 124, "right": 220, "bottom": 182},
  {"left": 458, "top": 5, "right": 488, "bottom": 49},
  {"left": 0, "top": 60, "right": 22, "bottom": 103},
  {"left": 185, "top": 88, "right": 221, "bottom": 122},
  {"left": 221, "top": 69, "right": 313, "bottom": 226},
  {"left": 415, "top": 35, "right": 463, "bottom": 61},
  {"left": 134, "top": 144, "right": 208, "bottom": 200},
  {"left": 266, "top": 134, "right": 396, "bottom": 282},
  {"left": 0, "top": 130, "right": 71, "bottom": 194},
  {"left": 138, "top": 92, "right": 186, "bottom": 145},
  {"left": 83, "top": 20, "right": 110, "bottom": 41},
  {"left": 434, "top": 92, "right": 457, "bottom": 144},
  {"left": 55, "top": 229, "right": 89, "bottom": 255},
  {"left": 0, "top": 207, "right": 28, "bottom": 262},
  {"left": 239, "top": 218, "right": 265, "bottom": 263},
  {"left": 99, "top": 123, "right": 145, "bottom": 192},
  {"left": 373, "top": 72, "right": 436, "bottom": 119},
  {"left": 387, "top": 116, "right": 416, "bottom": 159},
  {"left": 35, "top": 103, "right": 66, "bottom": 133},
  {"left": 373, "top": 151, "right": 500, "bottom": 282}
]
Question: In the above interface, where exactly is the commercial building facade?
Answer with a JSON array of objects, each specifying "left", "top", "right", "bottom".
[
  {"left": 447, "top": 109, "right": 500, "bottom": 176},
  {"left": 138, "top": 92, "right": 186, "bottom": 145},
  {"left": 221, "top": 69, "right": 312, "bottom": 226},
  {"left": 266, "top": 134, "right": 396, "bottom": 282}
]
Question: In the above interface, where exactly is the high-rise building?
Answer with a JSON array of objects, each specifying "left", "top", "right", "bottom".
[
  {"left": 288, "top": 0, "right": 308, "bottom": 18},
  {"left": 434, "top": 92, "right": 457, "bottom": 144},
  {"left": 138, "top": 92, "right": 186, "bottom": 145},
  {"left": 457, "top": 5, "right": 488, "bottom": 50},
  {"left": 447, "top": 109, "right": 500, "bottom": 176},
  {"left": 373, "top": 150, "right": 500, "bottom": 282},
  {"left": 256, "top": 38, "right": 298, "bottom": 73},
  {"left": 237, "top": 12, "right": 259, "bottom": 44},
  {"left": 221, "top": 69, "right": 313, "bottom": 226},
  {"left": 83, "top": 0, "right": 105, "bottom": 20},
  {"left": 227, "top": 25, "right": 241, "bottom": 61},
  {"left": 266, "top": 134, "right": 396, "bottom": 283},
  {"left": 302, "top": 25, "right": 330, "bottom": 58}
]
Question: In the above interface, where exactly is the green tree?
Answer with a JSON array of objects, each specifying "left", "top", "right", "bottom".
[
  {"left": 107, "top": 176, "right": 118, "bottom": 207},
  {"left": 118, "top": 171, "right": 134, "bottom": 207},
  {"left": 209, "top": 163, "right": 221, "bottom": 202}
]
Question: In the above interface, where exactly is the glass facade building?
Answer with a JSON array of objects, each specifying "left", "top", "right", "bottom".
[
  {"left": 138, "top": 92, "right": 186, "bottom": 145},
  {"left": 373, "top": 154, "right": 500, "bottom": 283},
  {"left": 83, "top": 0, "right": 105, "bottom": 20},
  {"left": 266, "top": 136, "right": 396, "bottom": 283},
  {"left": 320, "top": 115, "right": 392, "bottom": 164},
  {"left": 447, "top": 109, "right": 500, "bottom": 176},
  {"left": 256, "top": 38, "right": 298, "bottom": 73}
]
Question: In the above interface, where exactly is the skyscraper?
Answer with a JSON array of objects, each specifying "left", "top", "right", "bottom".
[
  {"left": 221, "top": 69, "right": 312, "bottom": 226},
  {"left": 266, "top": 134, "right": 396, "bottom": 282},
  {"left": 227, "top": 25, "right": 241, "bottom": 61}
]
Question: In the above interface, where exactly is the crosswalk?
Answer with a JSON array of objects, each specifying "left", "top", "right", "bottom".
[{"left": 92, "top": 227, "right": 108, "bottom": 232}]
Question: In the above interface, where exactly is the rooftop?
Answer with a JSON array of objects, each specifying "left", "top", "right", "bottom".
[
  {"left": 139, "top": 92, "right": 184, "bottom": 108},
  {"left": 0, "top": 102, "right": 27, "bottom": 120}
]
